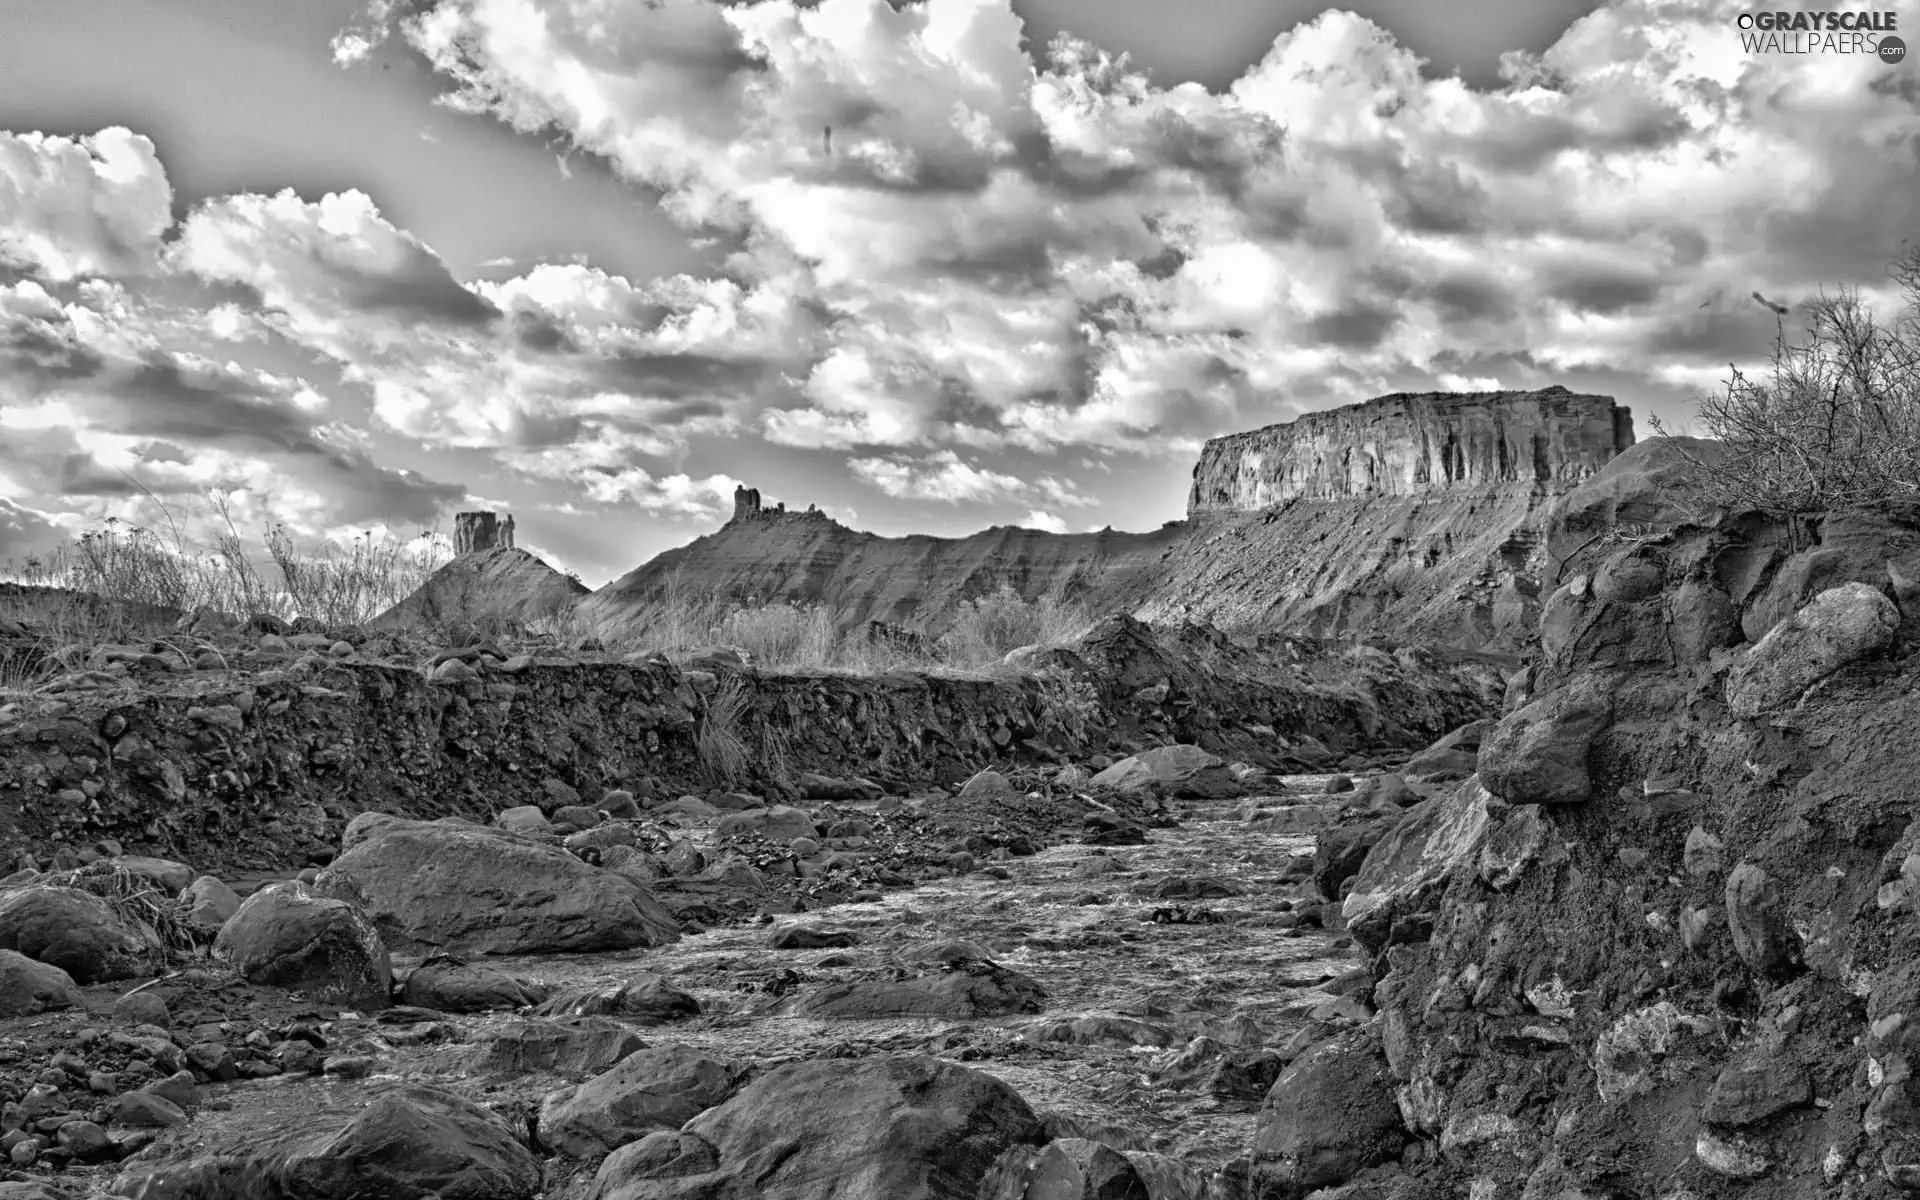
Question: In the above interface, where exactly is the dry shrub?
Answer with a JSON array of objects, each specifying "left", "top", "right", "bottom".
[
  {"left": 935, "top": 584, "right": 1093, "bottom": 670},
  {"left": 45, "top": 862, "right": 199, "bottom": 957},
  {"left": 695, "top": 674, "right": 751, "bottom": 786},
  {"left": 2, "top": 490, "right": 448, "bottom": 631},
  {"left": 714, "top": 603, "right": 838, "bottom": 669},
  {"left": 1651, "top": 247, "right": 1920, "bottom": 521},
  {"left": 608, "top": 575, "right": 1091, "bottom": 676}
]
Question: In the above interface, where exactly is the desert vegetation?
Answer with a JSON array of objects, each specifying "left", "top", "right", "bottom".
[
  {"left": 550, "top": 577, "right": 1096, "bottom": 675},
  {"left": 1651, "top": 244, "right": 1920, "bottom": 520},
  {"left": 0, "top": 497, "right": 449, "bottom": 632}
]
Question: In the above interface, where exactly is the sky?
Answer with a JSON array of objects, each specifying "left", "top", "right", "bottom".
[{"left": 1, "top": 0, "right": 1916, "bottom": 587}]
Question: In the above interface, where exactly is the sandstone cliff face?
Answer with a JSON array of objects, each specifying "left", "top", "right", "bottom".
[
  {"left": 580, "top": 389, "right": 1637, "bottom": 655},
  {"left": 1187, "top": 386, "right": 1633, "bottom": 511},
  {"left": 452, "top": 511, "right": 516, "bottom": 555}
]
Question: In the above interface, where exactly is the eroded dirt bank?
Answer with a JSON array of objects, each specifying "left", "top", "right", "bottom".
[
  {"left": 1321, "top": 441, "right": 1920, "bottom": 1198},
  {"left": 0, "top": 614, "right": 1494, "bottom": 875}
]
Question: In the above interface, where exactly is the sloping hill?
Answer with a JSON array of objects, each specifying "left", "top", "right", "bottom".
[
  {"left": 575, "top": 387, "right": 1638, "bottom": 654},
  {"left": 371, "top": 547, "right": 589, "bottom": 633}
]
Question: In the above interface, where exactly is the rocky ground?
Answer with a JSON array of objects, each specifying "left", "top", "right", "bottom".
[
  {"left": 29, "top": 432, "right": 1920, "bottom": 1198},
  {"left": 0, "top": 760, "right": 1416, "bottom": 1200}
]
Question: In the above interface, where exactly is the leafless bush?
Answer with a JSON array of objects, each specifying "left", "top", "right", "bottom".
[
  {"left": 2, "top": 491, "right": 448, "bottom": 631},
  {"left": 1651, "top": 247, "right": 1920, "bottom": 520}
]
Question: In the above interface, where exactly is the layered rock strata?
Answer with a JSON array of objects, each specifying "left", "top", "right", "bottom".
[
  {"left": 1187, "top": 386, "right": 1633, "bottom": 511},
  {"left": 578, "top": 388, "right": 1636, "bottom": 654}
]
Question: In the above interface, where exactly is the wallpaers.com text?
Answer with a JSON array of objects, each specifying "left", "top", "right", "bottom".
[{"left": 1736, "top": 9, "right": 1906, "bottom": 59}]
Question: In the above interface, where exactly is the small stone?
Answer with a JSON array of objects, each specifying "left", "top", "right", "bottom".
[
  {"left": 114, "top": 991, "right": 171, "bottom": 1029},
  {"left": 1725, "top": 862, "right": 1796, "bottom": 977},
  {"left": 143, "top": 1071, "right": 198, "bottom": 1110},
  {"left": 1696, "top": 1130, "right": 1770, "bottom": 1178},
  {"left": 112, "top": 1092, "right": 186, "bottom": 1128},
  {"left": 186, "top": 1043, "right": 239, "bottom": 1082},
  {"left": 323, "top": 1054, "right": 377, "bottom": 1078},
  {"left": 55, "top": 1119, "right": 112, "bottom": 1162},
  {"left": 1684, "top": 827, "right": 1725, "bottom": 880}
]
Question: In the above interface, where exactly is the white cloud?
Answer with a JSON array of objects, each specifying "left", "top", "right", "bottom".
[
  {"left": 1023, "top": 508, "right": 1067, "bottom": 533},
  {"left": 331, "top": 31, "right": 375, "bottom": 67},
  {"left": 846, "top": 449, "right": 1095, "bottom": 510},
  {"left": 849, "top": 450, "right": 1029, "bottom": 503},
  {"left": 335, "top": 0, "right": 1918, "bottom": 459},
  {"left": 0, "top": 128, "right": 174, "bottom": 281}
]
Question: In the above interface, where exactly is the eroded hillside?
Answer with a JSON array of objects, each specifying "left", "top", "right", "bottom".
[{"left": 573, "top": 386, "right": 1635, "bottom": 655}]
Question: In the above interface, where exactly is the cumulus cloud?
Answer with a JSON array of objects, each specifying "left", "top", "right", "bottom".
[
  {"left": 9, "top": 0, "right": 1919, "bottom": 570},
  {"left": 1023, "top": 509, "right": 1068, "bottom": 533},
  {"left": 0, "top": 276, "right": 466, "bottom": 548},
  {"left": 849, "top": 450, "right": 1030, "bottom": 503},
  {"left": 0, "top": 128, "right": 174, "bottom": 282},
  {"left": 338, "top": 0, "right": 1918, "bottom": 460},
  {"left": 846, "top": 448, "right": 1095, "bottom": 509}
]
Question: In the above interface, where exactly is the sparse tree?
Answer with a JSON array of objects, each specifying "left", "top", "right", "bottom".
[{"left": 1651, "top": 246, "right": 1920, "bottom": 521}]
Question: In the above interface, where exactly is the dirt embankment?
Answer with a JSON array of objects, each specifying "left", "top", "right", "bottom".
[
  {"left": 1327, "top": 437, "right": 1920, "bottom": 1197},
  {"left": 0, "top": 616, "right": 1495, "bottom": 876}
]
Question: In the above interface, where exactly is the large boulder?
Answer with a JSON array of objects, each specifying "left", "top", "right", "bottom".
[
  {"left": 591, "top": 1055, "right": 1046, "bottom": 1200},
  {"left": 715, "top": 806, "right": 819, "bottom": 843},
  {"left": 1476, "top": 673, "right": 1613, "bottom": 805},
  {"left": 1250, "top": 1029, "right": 1405, "bottom": 1199},
  {"left": 1399, "top": 720, "right": 1489, "bottom": 782},
  {"left": 983, "top": 1137, "right": 1152, "bottom": 1200},
  {"left": 477, "top": 1016, "right": 648, "bottom": 1076},
  {"left": 400, "top": 955, "right": 545, "bottom": 1013},
  {"left": 1724, "top": 582, "right": 1899, "bottom": 718},
  {"left": 213, "top": 882, "right": 392, "bottom": 1010},
  {"left": 531, "top": 974, "right": 701, "bottom": 1023},
  {"left": 0, "top": 949, "right": 84, "bottom": 1017},
  {"left": 1341, "top": 782, "right": 1494, "bottom": 954},
  {"left": 1134, "top": 745, "right": 1240, "bottom": 798},
  {"left": 313, "top": 818, "right": 678, "bottom": 955},
  {"left": 0, "top": 885, "right": 164, "bottom": 984},
  {"left": 178, "top": 876, "right": 241, "bottom": 938},
  {"left": 1089, "top": 757, "right": 1156, "bottom": 795},
  {"left": 109, "top": 1083, "right": 540, "bottom": 1200},
  {"left": 539, "top": 1046, "right": 746, "bottom": 1158},
  {"left": 1312, "top": 814, "right": 1397, "bottom": 903}
]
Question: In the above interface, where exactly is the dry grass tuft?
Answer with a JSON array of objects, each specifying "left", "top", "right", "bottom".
[
  {"left": 695, "top": 674, "right": 752, "bottom": 786},
  {"left": 44, "top": 862, "right": 200, "bottom": 957},
  {"left": 589, "top": 576, "right": 1093, "bottom": 675},
  {"left": 1, "top": 490, "right": 448, "bottom": 634}
]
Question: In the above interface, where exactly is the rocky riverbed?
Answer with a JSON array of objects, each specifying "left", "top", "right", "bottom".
[{"left": 0, "top": 773, "right": 1395, "bottom": 1200}]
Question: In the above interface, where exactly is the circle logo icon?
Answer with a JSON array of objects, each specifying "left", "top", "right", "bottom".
[{"left": 1883, "top": 35, "right": 1909, "bottom": 65}]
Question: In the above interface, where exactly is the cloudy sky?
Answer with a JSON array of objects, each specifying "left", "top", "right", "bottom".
[{"left": 1, "top": 0, "right": 1915, "bottom": 585}]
